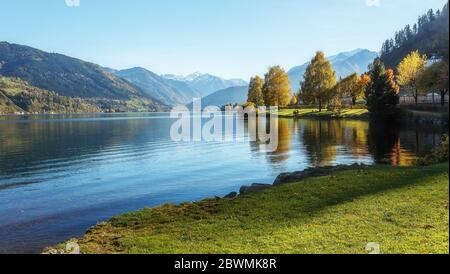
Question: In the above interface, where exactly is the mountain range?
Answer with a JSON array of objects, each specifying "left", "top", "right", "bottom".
[
  {"left": 0, "top": 41, "right": 249, "bottom": 111},
  {"left": 114, "top": 67, "right": 199, "bottom": 106},
  {"left": 162, "top": 73, "right": 247, "bottom": 97},
  {"left": 0, "top": 42, "right": 166, "bottom": 112},
  {"left": 0, "top": 41, "right": 379, "bottom": 113},
  {"left": 288, "top": 49, "right": 378, "bottom": 92},
  {"left": 199, "top": 49, "right": 378, "bottom": 107},
  {"left": 186, "top": 86, "right": 249, "bottom": 109},
  {"left": 114, "top": 69, "right": 247, "bottom": 106}
]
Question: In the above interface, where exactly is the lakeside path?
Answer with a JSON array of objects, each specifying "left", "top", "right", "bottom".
[
  {"left": 51, "top": 163, "right": 449, "bottom": 254},
  {"left": 275, "top": 108, "right": 370, "bottom": 119}
]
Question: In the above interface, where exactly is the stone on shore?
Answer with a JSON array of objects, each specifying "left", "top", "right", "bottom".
[
  {"left": 239, "top": 183, "right": 272, "bottom": 195},
  {"left": 274, "top": 164, "right": 366, "bottom": 185},
  {"left": 224, "top": 192, "right": 238, "bottom": 199}
]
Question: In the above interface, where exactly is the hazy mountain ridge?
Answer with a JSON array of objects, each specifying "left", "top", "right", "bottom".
[
  {"left": 288, "top": 49, "right": 378, "bottom": 92},
  {"left": 186, "top": 85, "right": 249, "bottom": 109},
  {"left": 115, "top": 69, "right": 248, "bottom": 106},
  {"left": 114, "top": 67, "right": 195, "bottom": 106},
  {"left": 161, "top": 78, "right": 202, "bottom": 102},
  {"left": 162, "top": 73, "right": 248, "bottom": 98}
]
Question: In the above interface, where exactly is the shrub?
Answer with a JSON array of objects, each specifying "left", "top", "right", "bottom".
[
  {"left": 416, "top": 134, "right": 449, "bottom": 166},
  {"left": 350, "top": 105, "right": 368, "bottom": 110}
]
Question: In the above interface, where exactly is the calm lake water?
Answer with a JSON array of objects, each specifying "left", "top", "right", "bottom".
[{"left": 0, "top": 113, "right": 446, "bottom": 253}]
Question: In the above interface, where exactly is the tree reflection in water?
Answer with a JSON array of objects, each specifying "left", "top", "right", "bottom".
[{"left": 252, "top": 118, "right": 446, "bottom": 167}]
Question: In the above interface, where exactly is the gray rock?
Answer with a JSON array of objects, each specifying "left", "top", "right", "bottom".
[
  {"left": 274, "top": 164, "right": 367, "bottom": 185},
  {"left": 224, "top": 192, "right": 238, "bottom": 199},
  {"left": 239, "top": 183, "right": 272, "bottom": 195}
]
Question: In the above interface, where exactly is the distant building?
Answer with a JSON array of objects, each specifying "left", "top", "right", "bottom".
[{"left": 426, "top": 54, "right": 443, "bottom": 67}]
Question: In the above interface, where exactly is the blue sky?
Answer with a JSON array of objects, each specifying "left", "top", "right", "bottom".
[{"left": 1, "top": 0, "right": 447, "bottom": 79}]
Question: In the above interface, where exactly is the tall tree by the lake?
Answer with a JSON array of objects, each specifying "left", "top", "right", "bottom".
[
  {"left": 247, "top": 76, "right": 264, "bottom": 106},
  {"left": 301, "top": 51, "right": 337, "bottom": 112},
  {"left": 397, "top": 50, "right": 427, "bottom": 105},
  {"left": 262, "top": 66, "right": 291, "bottom": 107}
]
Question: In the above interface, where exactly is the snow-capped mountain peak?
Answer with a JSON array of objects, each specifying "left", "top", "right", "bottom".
[
  {"left": 160, "top": 72, "right": 248, "bottom": 98},
  {"left": 184, "top": 72, "right": 206, "bottom": 81}
]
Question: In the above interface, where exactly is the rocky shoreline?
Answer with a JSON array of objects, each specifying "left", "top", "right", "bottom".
[
  {"left": 43, "top": 163, "right": 371, "bottom": 254},
  {"left": 46, "top": 163, "right": 449, "bottom": 254},
  {"left": 226, "top": 164, "right": 370, "bottom": 198}
]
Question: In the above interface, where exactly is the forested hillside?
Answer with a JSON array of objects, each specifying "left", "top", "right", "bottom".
[
  {"left": 0, "top": 77, "right": 101, "bottom": 114},
  {"left": 0, "top": 42, "right": 167, "bottom": 112},
  {"left": 380, "top": 1, "right": 449, "bottom": 68}
]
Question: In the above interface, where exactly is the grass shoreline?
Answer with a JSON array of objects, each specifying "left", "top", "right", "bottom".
[
  {"left": 49, "top": 163, "right": 449, "bottom": 254},
  {"left": 274, "top": 108, "right": 370, "bottom": 120}
]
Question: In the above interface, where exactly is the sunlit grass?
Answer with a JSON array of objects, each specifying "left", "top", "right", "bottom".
[
  {"left": 276, "top": 108, "right": 369, "bottom": 119},
  {"left": 62, "top": 163, "right": 449, "bottom": 254}
]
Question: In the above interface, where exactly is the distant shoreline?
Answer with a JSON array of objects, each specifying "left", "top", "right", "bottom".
[
  {"left": 0, "top": 111, "right": 168, "bottom": 116},
  {"left": 274, "top": 108, "right": 370, "bottom": 120}
]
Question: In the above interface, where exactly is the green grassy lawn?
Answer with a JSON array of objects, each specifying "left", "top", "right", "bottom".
[
  {"left": 276, "top": 108, "right": 369, "bottom": 119},
  {"left": 59, "top": 163, "right": 449, "bottom": 254}
]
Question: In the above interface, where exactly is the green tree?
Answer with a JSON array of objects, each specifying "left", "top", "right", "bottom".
[
  {"left": 365, "top": 59, "right": 400, "bottom": 117},
  {"left": 247, "top": 76, "right": 264, "bottom": 106},
  {"left": 397, "top": 50, "right": 427, "bottom": 104},
  {"left": 301, "top": 51, "right": 337, "bottom": 112},
  {"left": 417, "top": 60, "right": 449, "bottom": 106},
  {"left": 262, "top": 66, "right": 291, "bottom": 107}
]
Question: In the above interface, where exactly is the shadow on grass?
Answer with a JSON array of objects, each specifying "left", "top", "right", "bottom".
[
  {"left": 77, "top": 163, "right": 448, "bottom": 253},
  {"left": 110, "top": 164, "right": 448, "bottom": 227}
]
